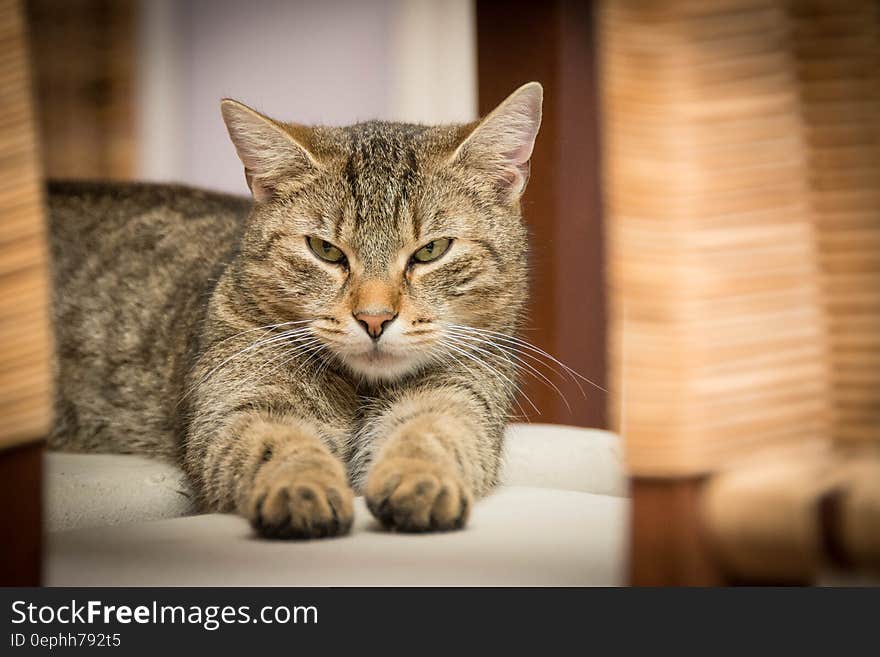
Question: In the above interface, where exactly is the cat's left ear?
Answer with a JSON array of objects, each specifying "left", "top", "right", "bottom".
[
  {"left": 450, "top": 81, "right": 543, "bottom": 202},
  {"left": 220, "top": 99, "right": 318, "bottom": 203}
]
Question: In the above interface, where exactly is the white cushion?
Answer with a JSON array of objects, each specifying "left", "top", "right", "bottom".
[
  {"left": 44, "top": 423, "right": 628, "bottom": 586},
  {"left": 45, "top": 423, "right": 625, "bottom": 533},
  {"left": 46, "top": 487, "right": 627, "bottom": 586},
  {"left": 501, "top": 423, "right": 625, "bottom": 496},
  {"left": 44, "top": 453, "right": 196, "bottom": 533}
]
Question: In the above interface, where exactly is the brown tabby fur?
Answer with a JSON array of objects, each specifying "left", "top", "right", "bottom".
[{"left": 47, "top": 83, "right": 543, "bottom": 538}]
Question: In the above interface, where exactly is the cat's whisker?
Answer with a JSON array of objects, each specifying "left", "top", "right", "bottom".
[
  {"left": 230, "top": 339, "right": 326, "bottom": 395},
  {"left": 207, "top": 319, "right": 314, "bottom": 353},
  {"left": 440, "top": 342, "right": 532, "bottom": 422},
  {"left": 444, "top": 331, "right": 572, "bottom": 414},
  {"left": 179, "top": 326, "right": 316, "bottom": 403},
  {"left": 204, "top": 328, "right": 312, "bottom": 369},
  {"left": 448, "top": 324, "right": 608, "bottom": 396},
  {"left": 438, "top": 339, "right": 540, "bottom": 416},
  {"left": 313, "top": 350, "right": 335, "bottom": 379},
  {"left": 186, "top": 322, "right": 314, "bottom": 375},
  {"left": 237, "top": 338, "right": 323, "bottom": 390},
  {"left": 448, "top": 325, "right": 587, "bottom": 397},
  {"left": 290, "top": 343, "right": 329, "bottom": 378},
  {"left": 434, "top": 342, "right": 532, "bottom": 422},
  {"left": 204, "top": 327, "right": 314, "bottom": 374},
  {"left": 264, "top": 343, "right": 326, "bottom": 384},
  {"left": 471, "top": 328, "right": 600, "bottom": 393},
  {"left": 446, "top": 326, "right": 571, "bottom": 381}
]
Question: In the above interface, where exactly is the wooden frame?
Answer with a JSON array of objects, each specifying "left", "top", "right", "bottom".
[
  {"left": 476, "top": 0, "right": 607, "bottom": 430},
  {"left": 0, "top": 0, "right": 51, "bottom": 587}
]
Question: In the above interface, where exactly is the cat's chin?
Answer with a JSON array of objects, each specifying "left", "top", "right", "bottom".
[{"left": 341, "top": 349, "right": 424, "bottom": 383}]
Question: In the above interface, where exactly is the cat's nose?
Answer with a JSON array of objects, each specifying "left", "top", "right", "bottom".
[{"left": 354, "top": 311, "right": 397, "bottom": 340}]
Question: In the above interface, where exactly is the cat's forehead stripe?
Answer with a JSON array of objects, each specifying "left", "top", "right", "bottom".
[{"left": 340, "top": 122, "right": 426, "bottom": 270}]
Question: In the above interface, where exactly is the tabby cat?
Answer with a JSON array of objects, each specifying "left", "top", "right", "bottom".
[{"left": 47, "top": 82, "right": 543, "bottom": 538}]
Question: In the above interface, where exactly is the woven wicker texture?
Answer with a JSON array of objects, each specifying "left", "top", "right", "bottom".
[
  {"left": 791, "top": 0, "right": 880, "bottom": 445},
  {"left": 600, "top": 0, "right": 833, "bottom": 475},
  {"left": 0, "top": 0, "right": 52, "bottom": 448}
]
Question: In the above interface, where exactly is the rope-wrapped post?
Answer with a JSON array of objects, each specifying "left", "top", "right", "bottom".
[{"left": 598, "top": 0, "right": 832, "bottom": 584}]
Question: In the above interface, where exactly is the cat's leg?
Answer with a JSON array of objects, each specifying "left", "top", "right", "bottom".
[
  {"left": 359, "top": 388, "right": 505, "bottom": 532},
  {"left": 188, "top": 411, "right": 354, "bottom": 539}
]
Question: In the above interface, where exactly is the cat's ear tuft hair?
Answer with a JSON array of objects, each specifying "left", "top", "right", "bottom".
[
  {"left": 220, "top": 99, "right": 317, "bottom": 202},
  {"left": 451, "top": 81, "right": 543, "bottom": 202}
]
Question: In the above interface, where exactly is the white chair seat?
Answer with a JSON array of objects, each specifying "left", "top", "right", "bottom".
[{"left": 45, "top": 423, "right": 628, "bottom": 586}]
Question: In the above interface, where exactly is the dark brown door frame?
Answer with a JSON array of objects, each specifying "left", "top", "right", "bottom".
[
  {"left": 0, "top": 442, "right": 42, "bottom": 585},
  {"left": 477, "top": 0, "right": 607, "bottom": 429}
]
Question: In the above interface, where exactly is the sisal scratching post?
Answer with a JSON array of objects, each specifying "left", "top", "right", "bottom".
[
  {"left": 600, "top": 0, "right": 831, "bottom": 478},
  {"left": 790, "top": 0, "right": 880, "bottom": 447}
]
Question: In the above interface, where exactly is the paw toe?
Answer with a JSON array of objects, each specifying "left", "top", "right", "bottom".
[
  {"left": 248, "top": 471, "right": 354, "bottom": 540},
  {"left": 366, "top": 460, "right": 471, "bottom": 532}
]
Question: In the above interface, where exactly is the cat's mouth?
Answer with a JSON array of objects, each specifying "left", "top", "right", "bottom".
[
  {"left": 341, "top": 343, "right": 425, "bottom": 381},
  {"left": 358, "top": 342, "right": 414, "bottom": 366},
  {"left": 362, "top": 346, "right": 398, "bottom": 362}
]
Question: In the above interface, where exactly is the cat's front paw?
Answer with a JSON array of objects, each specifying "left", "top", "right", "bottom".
[
  {"left": 246, "top": 461, "right": 354, "bottom": 539},
  {"left": 365, "top": 457, "right": 472, "bottom": 532}
]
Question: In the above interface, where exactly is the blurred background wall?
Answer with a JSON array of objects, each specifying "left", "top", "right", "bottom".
[
  {"left": 138, "top": 0, "right": 477, "bottom": 194},
  {"left": 28, "top": 0, "right": 477, "bottom": 194}
]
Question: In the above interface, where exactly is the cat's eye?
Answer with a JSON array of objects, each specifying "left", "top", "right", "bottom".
[
  {"left": 307, "top": 236, "right": 346, "bottom": 264},
  {"left": 411, "top": 238, "right": 452, "bottom": 264}
]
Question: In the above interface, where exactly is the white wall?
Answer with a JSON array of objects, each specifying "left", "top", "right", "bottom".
[
  {"left": 388, "top": 0, "right": 477, "bottom": 126},
  {"left": 136, "top": 0, "right": 477, "bottom": 195}
]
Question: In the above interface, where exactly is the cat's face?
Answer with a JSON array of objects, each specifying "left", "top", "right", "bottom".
[{"left": 222, "top": 84, "right": 542, "bottom": 382}]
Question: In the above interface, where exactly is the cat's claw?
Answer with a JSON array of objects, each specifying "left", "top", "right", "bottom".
[{"left": 365, "top": 457, "right": 471, "bottom": 532}]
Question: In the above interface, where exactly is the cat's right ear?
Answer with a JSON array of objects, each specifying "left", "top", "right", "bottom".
[
  {"left": 449, "top": 81, "right": 543, "bottom": 203},
  {"left": 220, "top": 99, "right": 318, "bottom": 202}
]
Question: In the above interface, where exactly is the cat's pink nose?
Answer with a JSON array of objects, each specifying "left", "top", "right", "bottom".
[{"left": 354, "top": 311, "right": 397, "bottom": 340}]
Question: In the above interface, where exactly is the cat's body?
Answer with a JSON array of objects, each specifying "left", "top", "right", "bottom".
[
  {"left": 48, "top": 182, "right": 248, "bottom": 459},
  {"left": 47, "top": 84, "right": 543, "bottom": 538}
]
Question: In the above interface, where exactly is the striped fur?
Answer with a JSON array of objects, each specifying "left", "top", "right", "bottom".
[{"left": 48, "top": 83, "right": 543, "bottom": 537}]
